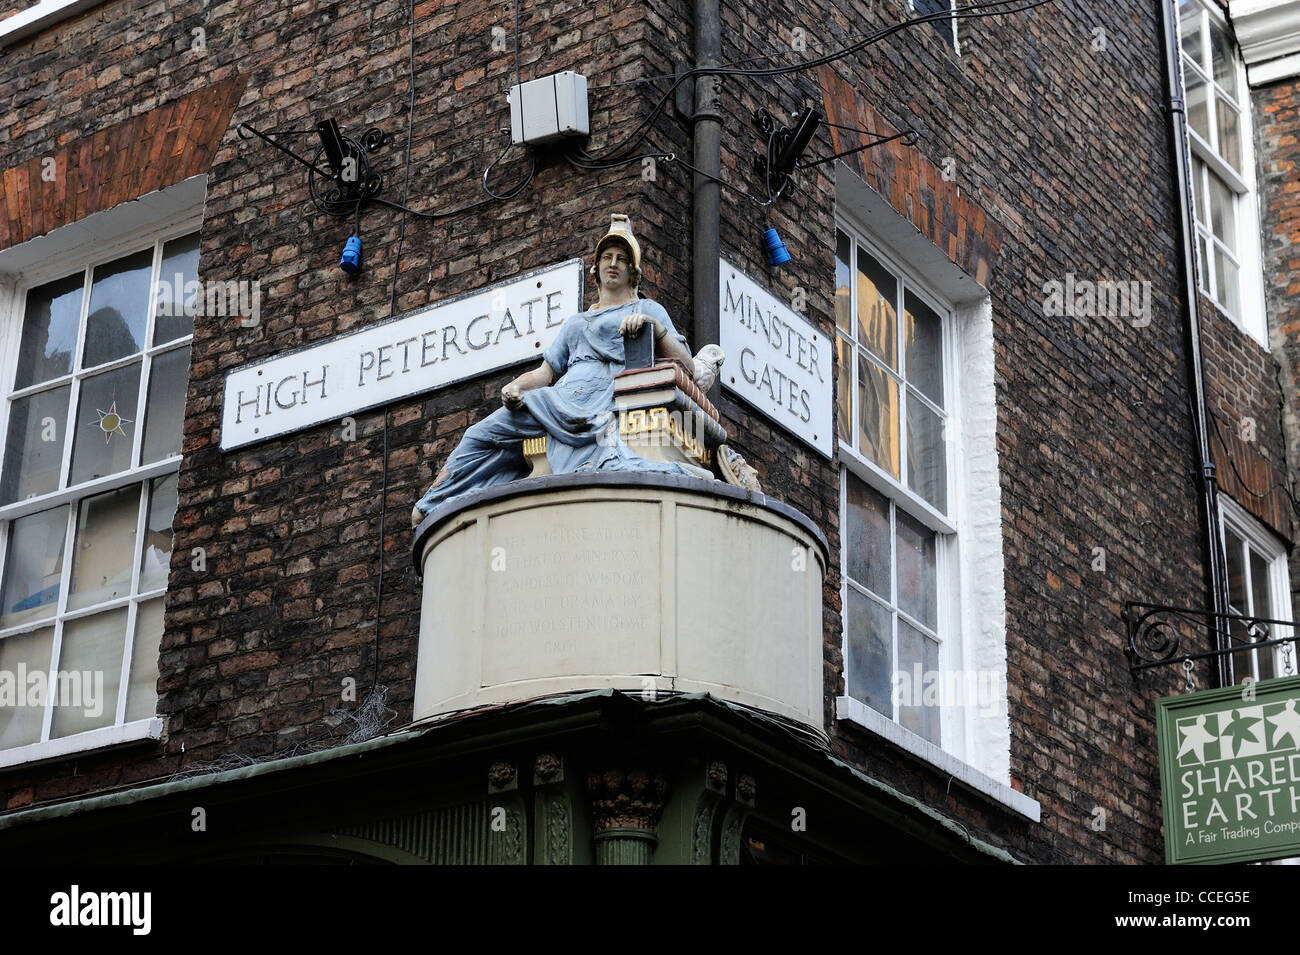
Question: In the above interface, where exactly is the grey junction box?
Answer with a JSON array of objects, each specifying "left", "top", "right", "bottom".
[{"left": 508, "top": 71, "right": 590, "bottom": 145}]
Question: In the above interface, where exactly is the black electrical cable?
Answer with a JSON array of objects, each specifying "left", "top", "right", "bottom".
[
  {"left": 799, "top": 125, "right": 921, "bottom": 168},
  {"left": 574, "top": 0, "right": 1056, "bottom": 165},
  {"left": 374, "top": 403, "right": 388, "bottom": 693},
  {"left": 513, "top": 0, "right": 521, "bottom": 92},
  {"left": 577, "top": 0, "right": 1030, "bottom": 161},
  {"left": 372, "top": 138, "right": 537, "bottom": 219},
  {"left": 375, "top": 0, "right": 418, "bottom": 697},
  {"left": 1206, "top": 406, "right": 1300, "bottom": 517},
  {"left": 390, "top": 0, "right": 417, "bottom": 315},
  {"left": 562, "top": 149, "right": 776, "bottom": 207},
  {"left": 588, "top": 53, "right": 783, "bottom": 90},
  {"left": 480, "top": 130, "right": 533, "bottom": 200}
]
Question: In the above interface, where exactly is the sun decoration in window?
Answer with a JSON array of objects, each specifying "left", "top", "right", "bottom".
[{"left": 0, "top": 231, "right": 196, "bottom": 755}]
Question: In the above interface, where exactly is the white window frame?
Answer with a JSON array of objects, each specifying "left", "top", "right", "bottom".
[
  {"left": 832, "top": 166, "right": 1032, "bottom": 819},
  {"left": 1218, "top": 496, "right": 1298, "bottom": 681},
  {"left": 0, "top": 214, "right": 199, "bottom": 767},
  {"left": 835, "top": 217, "right": 967, "bottom": 749},
  {"left": 0, "top": 0, "right": 110, "bottom": 49},
  {"left": 1178, "top": 0, "right": 1268, "bottom": 344},
  {"left": 909, "top": 0, "right": 961, "bottom": 54}
]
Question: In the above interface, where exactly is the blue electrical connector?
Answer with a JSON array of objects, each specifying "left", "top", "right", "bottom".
[
  {"left": 340, "top": 235, "right": 362, "bottom": 273},
  {"left": 762, "top": 227, "right": 791, "bottom": 267}
]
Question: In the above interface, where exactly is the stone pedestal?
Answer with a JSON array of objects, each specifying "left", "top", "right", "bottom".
[{"left": 411, "top": 472, "right": 828, "bottom": 733}]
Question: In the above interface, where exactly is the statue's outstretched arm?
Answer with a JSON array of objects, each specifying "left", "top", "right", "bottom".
[
  {"left": 653, "top": 323, "right": 693, "bottom": 368},
  {"left": 502, "top": 360, "right": 556, "bottom": 409}
]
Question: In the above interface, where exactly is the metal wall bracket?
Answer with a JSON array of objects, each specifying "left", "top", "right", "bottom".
[{"left": 1123, "top": 601, "right": 1299, "bottom": 675}]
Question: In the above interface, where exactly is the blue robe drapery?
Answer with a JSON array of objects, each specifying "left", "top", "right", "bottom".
[{"left": 412, "top": 298, "right": 694, "bottom": 521}]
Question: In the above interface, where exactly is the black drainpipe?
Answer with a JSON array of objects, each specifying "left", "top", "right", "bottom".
[
  {"left": 1158, "top": 0, "right": 1233, "bottom": 686},
  {"left": 693, "top": 0, "right": 722, "bottom": 352}
]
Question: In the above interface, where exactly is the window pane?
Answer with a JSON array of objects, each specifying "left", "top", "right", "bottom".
[
  {"left": 856, "top": 247, "right": 897, "bottom": 369},
  {"left": 1225, "top": 530, "right": 1247, "bottom": 610},
  {"left": 16, "top": 274, "right": 83, "bottom": 389},
  {"left": 1208, "top": 172, "right": 1236, "bottom": 250},
  {"left": 1247, "top": 547, "right": 1277, "bottom": 681},
  {"left": 1185, "top": 69, "right": 1210, "bottom": 142},
  {"left": 1191, "top": 157, "right": 1207, "bottom": 226},
  {"left": 69, "top": 361, "right": 141, "bottom": 486},
  {"left": 845, "top": 586, "right": 892, "bottom": 717},
  {"left": 1178, "top": 3, "right": 1202, "bottom": 64},
  {"left": 0, "top": 627, "right": 54, "bottom": 749},
  {"left": 896, "top": 508, "right": 938, "bottom": 630},
  {"left": 1224, "top": 530, "right": 1250, "bottom": 648},
  {"left": 1, "top": 385, "right": 70, "bottom": 504},
  {"left": 907, "top": 396, "right": 947, "bottom": 513},
  {"left": 68, "top": 484, "right": 140, "bottom": 612},
  {"left": 858, "top": 355, "right": 900, "bottom": 478},
  {"left": 0, "top": 506, "right": 68, "bottom": 628},
  {"left": 1208, "top": 19, "right": 1238, "bottom": 99},
  {"left": 836, "top": 334, "right": 853, "bottom": 444},
  {"left": 82, "top": 248, "right": 153, "bottom": 368},
  {"left": 154, "top": 233, "right": 199, "bottom": 345},
  {"left": 1214, "top": 247, "right": 1240, "bottom": 316},
  {"left": 140, "top": 473, "right": 177, "bottom": 593},
  {"left": 913, "top": 0, "right": 954, "bottom": 46},
  {"left": 845, "top": 473, "right": 891, "bottom": 598},
  {"left": 49, "top": 607, "right": 127, "bottom": 739},
  {"left": 1258, "top": 646, "right": 1277, "bottom": 681},
  {"left": 835, "top": 230, "right": 852, "bottom": 334},
  {"left": 1215, "top": 100, "right": 1241, "bottom": 173},
  {"left": 1248, "top": 549, "right": 1272, "bottom": 619},
  {"left": 1198, "top": 233, "right": 1212, "bottom": 293},
  {"left": 141, "top": 345, "right": 190, "bottom": 464},
  {"left": 898, "top": 620, "right": 940, "bottom": 744},
  {"left": 904, "top": 290, "right": 943, "bottom": 405},
  {"left": 126, "top": 597, "right": 163, "bottom": 722}
]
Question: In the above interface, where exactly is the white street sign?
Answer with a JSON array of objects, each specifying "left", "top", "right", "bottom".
[
  {"left": 221, "top": 259, "right": 583, "bottom": 450},
  {"left": 719, "top": 259, "right": 833, "bottom": 458}
]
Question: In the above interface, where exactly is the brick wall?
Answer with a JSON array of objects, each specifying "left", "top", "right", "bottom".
[
  {"left": 1255, "top": 76, "right": 1300, "bottom": 606},
  {"left": 682, "top": 0, "right": 1248, "bottom": 863},
  {"left": 0, "top": 0, "right": 1291, "bottom": 866},
  {"left": 0, "top": 0, "right": 663, "bottom": 808}
]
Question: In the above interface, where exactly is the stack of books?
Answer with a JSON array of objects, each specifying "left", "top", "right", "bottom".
[{"left": 613, "top": 363, "right": 728, "bottom": 469}]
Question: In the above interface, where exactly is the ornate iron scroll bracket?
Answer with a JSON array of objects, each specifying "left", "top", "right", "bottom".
[{"left": 1123, "top": 601, "right": 1299, "bottom": 675}]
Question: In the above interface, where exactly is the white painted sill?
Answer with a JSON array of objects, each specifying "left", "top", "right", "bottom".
[
  {"left": 0, "top": 0, "right": 106, "bottom": 48},
  {"left": 0, "top": 717, "right": 162, "bottom": 770},
  {"left": 835, "top": 695, "right": 1041, "bottom": 822}
]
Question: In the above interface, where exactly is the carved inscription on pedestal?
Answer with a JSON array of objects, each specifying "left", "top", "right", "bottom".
[{"left": 482, "top": 501, "right": 661, "bottom": 684}]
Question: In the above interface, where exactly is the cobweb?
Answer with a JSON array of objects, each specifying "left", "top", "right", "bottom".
[{"left": 167, "top": 685, "right": 399, "bottom": 781}]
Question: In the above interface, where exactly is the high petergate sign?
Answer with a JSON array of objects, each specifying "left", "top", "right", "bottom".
[
  {"left": 220, "top": 259, "right": 583, "bottom": 450},
  {"left": 1157, "top": 676, "right": 1300, "bottom": 864}
]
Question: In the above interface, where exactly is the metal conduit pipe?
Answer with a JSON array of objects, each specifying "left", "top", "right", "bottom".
[
  {"left": 692, "top": 0, "right": 722, "bottom": 357},
  {"left": 1157, "top": 0, "right": 1233, "bottom": 686}
]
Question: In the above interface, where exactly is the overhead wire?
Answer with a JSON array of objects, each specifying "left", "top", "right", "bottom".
[
  {"left": 1206, "top": 405, "right": 1300, "bottom": 517},
  {"left": 572, "top": 0, "right": 1057, "bottom": 166}
]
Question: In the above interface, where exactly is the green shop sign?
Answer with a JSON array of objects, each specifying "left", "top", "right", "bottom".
[{"left": 1157, "top": 676, "right": 1300, "bottom": 864}]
